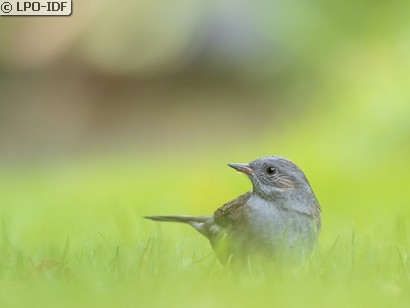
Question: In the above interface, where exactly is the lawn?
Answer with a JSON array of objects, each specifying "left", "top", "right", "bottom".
[{"left": 0, "top": 143, "right": 409, "bottom": 307}]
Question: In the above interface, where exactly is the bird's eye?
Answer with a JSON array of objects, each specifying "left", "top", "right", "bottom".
[{"left": 266, "top": 166, "right": 277, "bottom": 175}]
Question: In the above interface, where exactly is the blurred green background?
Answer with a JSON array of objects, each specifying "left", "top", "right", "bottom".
[{"left": 1, "top": 0, "right": 410, "bottom": 307}]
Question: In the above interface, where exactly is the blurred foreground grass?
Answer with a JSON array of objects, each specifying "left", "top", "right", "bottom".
[{"left": 0, "top": 146, "right": 410, "bottom": 307}]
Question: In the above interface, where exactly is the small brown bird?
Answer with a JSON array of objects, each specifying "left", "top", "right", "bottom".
[{"left": 145, "top": 156, "right": 321, "bottom": 265}]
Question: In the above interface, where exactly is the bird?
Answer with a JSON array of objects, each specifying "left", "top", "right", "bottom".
[{"left": 145, "top": 156, "right": 321, "bottom": 266}]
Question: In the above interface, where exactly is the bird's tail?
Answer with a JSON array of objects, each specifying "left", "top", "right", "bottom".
[
  {"left": 144, "top": 215, "right": 210, "bottom": 224},
  {"left": 144, "top": 215, "right": 212, "bottom": 238}
]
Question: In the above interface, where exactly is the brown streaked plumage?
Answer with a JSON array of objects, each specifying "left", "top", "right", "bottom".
[{"left": 213, "top": 192, "right": 251, "bottom": 227}]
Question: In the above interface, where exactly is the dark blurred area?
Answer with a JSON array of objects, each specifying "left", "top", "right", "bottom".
[
  {"left": 0, "top": 0, "right": 409, "bottom": 162},
  {"left": 0, "top": 1, "right": 279, "bottom": 159}
]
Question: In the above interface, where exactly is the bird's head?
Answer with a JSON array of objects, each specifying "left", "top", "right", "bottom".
[{"left": 228, "top": 156, "right": 314, "bottom": 201}]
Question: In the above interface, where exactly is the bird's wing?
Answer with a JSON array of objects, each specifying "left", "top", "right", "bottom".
[{"left": 213, "top": 192, "right": 251, "bottom": 227}]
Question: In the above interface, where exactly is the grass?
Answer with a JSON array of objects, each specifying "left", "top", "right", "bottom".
[{"left": 0, "top": 153, "right": 409, "bottom": 308}]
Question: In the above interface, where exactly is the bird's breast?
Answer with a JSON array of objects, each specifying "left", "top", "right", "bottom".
[{"left": 243, "top": 195, "right": 317, "bottom": 254}]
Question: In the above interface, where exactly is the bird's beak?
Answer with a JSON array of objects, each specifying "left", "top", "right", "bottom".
[{"left": 228, "top": 163, "right": 254, "bottom": 175}]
